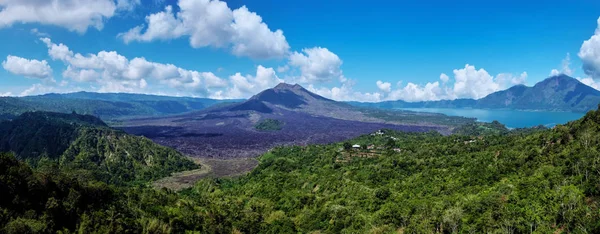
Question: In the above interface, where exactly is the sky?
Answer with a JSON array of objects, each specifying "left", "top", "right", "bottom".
[{"left": 2, "top": 0, "right": 600, "bottom": 102}]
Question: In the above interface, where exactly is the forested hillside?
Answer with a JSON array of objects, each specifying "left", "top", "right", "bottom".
[
  {"left": 4, "top": 107, "right": 600, "bottom": 233},
  {"left": 0, "top": 112, "right": 197, "bottom": 184}
]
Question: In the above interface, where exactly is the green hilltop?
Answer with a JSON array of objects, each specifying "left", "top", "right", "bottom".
[{"left": 0, "top": 111, "right": 197, "bottom": 184}]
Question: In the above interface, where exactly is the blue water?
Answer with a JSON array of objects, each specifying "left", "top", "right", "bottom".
[{"left": 400, "top": 108, "right": 586, "bottom": 128}]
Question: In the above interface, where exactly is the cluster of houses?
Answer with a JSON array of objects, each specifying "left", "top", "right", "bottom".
[
  {"left": 336, "top": 130, "right": 403, "bottom": 155},
  {"left": 348, "top": 144, "right": 401, "bottom": 152}
]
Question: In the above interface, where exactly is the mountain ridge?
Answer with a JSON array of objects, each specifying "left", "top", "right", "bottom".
[
  {"left": 350, "top": 75, "right": 600, "bottom": 112},
  {"left": 0, "top": 92, "right": 241, "bottom": 121}
]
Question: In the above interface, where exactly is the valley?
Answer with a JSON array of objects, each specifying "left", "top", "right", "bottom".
[{"left": 153, "top": 157, "right": 259, "bottom": 191}]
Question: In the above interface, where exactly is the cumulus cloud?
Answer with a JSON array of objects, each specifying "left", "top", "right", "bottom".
[
  {"left": 401, "top": 65, "right": 526, "bottom": 101},
  {"left": 2, "top": 55, "right": 53, "bottom": 79},
  {"left": 0, "top": 0, "right": 136, "bottom": 33},
  {"left": 36, "top": 37, "right": 287, "bottom": 97},
  {"left": 119, "top": 0, "right": 290, "bottom": 59},
  {"left": 307, "top": 80, "right": 382, "bottom": 102},
  {"left": 40, "top": 37, "right": 228, "bottom": 94},
  {"left": 0, "top": 92, "right": 12, "bottom": 97},
  {"left": 376, "top": 81, "right": 391, "bottom": 93},
  {"left": 312, "top": 64, "right": 527, "bottom": 103},
  {"left": 452, "top": 64, "right": 499, "bottom": 99},
  {"left": 214, "top": 65, "right": 282, "bottom": 99},
  {"left": 440, "top": 73, "right": 450, "bottom": 83},
  {"left": 386, "top": 81, "right": 453, "bottom": 102},
  {"left": 288, "top": 47, "right": 343, "bottom": 83},
  {"left": 579, "top": 17, "right": 600, "bottom": 79},
  {"left": 20, "top": 83, "right": 56, "bottom": 96}
]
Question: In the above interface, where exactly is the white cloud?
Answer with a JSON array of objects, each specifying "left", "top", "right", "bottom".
[
  {"left": 2, "top": 55, "right": 53, "bottom": 79},
  {"left": 119, "top": 0, "right": 290, "bottom": 59},
  {"left": 30, "top": 28, "right": 50, "bottom": 37},
  {"left": 550, "top": 53, "right": 573, "bottom": 76},
  {"left": 37, "top": 37, "right": 287, "bottom": 98},
  {"left": 308, "top": 80, "right": 382, "bottom": 102},
  {"left": 215, "top": 65, "right": 282, "bottom": 99},
  {"left": 0, "top": 0, "right": 134, "bottom": 33},
  {"left": 387, "top": 65, "right": 525, "bottom": 101},
  {"left": 288, "top": 47, "right": 343, "bottom": 83},
  {"left": 562, "top": 53, "right": 573, "bottom": 76},
  {"left": 19, "top": 83, "right": 56, "bottom": 96},
  {"left": 452, "top": 64, "right": 498, "bottom": 99},
  {"left": 310, "top": 64, "right": 527, "bottom": 103},
  {"left": 376, "top": 80, "right": 391, "bottom": 93},
  {"left": 495, "top": 72, "right": 528, "bottom": 88},
  {"left": 40, "top": 37, "right": 228, "bottom": 94},
  {"left": 450, "top": 64, "right": 526, "bottom": 99},
  {"left": 440, "top": 73, "right": 449, "bottom": 83},
  {"left": 387, "top": 81, "right": 453, "bottom": 102},
  {"left": 0, "top": 92, "right": 12, "bottom": 97},
  {"left": 116, "top": 0, "right": 141, "bottom": 11},
  {"left": 579, "top": 17, "right": 600, "bottom": 79},
  {"left": 41, "top": 38, "right": 74, "bottom": 61},
  {"left": 277, "top": 65, "right": 289, "bottom": 73}
]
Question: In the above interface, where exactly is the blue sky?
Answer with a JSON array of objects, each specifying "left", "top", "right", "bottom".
[{"left": 2, "top": 0, "right": 600, "bottom": 102}]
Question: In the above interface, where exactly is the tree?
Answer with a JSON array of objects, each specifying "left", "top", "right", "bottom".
[
  {"left": 343, "top": 142, "right": 352, "bottom": 151},
  {"left": 385, "top": 138, "right": 396, "bottom": 149}
]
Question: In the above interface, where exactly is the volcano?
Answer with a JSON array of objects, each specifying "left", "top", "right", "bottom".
[{"left": 120, "top": 83, "right": 472, "bottom": 158}]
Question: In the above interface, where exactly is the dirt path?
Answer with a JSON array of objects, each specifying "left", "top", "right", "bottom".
[{"left": 153, "top": 157, "right": 259, "bottom": 191}]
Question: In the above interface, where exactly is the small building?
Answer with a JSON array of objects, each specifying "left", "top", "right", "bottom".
[
  {"left": 367, "top": 145, "right": 375, "bottom": 150},
  {"left": 352, "top": 144, "right": 361, "bottom": 149}
]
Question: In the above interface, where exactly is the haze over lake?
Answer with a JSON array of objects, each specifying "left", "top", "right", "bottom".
[{"left": 401, "top": 108, "right": 586, "bottom": 128}]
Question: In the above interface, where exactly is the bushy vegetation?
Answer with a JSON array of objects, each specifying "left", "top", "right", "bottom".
[
  {"left": 5, "top": 107, "right": 600, "bottom": 233},
  {"left": 362, "top": 108, "right": 475, "bottom": 127},
  {"left": 452, "top": 120, "right": 509, "bottom": 136},
  {"left": 254, "top": 119, "right": 284, "bottom": 131}
]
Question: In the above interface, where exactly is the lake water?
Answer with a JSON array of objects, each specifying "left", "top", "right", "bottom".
[{"left": 399, "top": 108, "right": 586, "bottom": 128}]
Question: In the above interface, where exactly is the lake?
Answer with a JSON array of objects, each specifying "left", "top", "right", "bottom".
[{"left": 400, "top": 108, "right": 586, "bottom": 128}]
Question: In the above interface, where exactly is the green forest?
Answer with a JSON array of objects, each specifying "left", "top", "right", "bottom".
[
  {"left": 3, "top": 107, "right": 600, "bottom": 233},
  {"left": 254, "top": 119, "right": 284, "bottom": 131}
]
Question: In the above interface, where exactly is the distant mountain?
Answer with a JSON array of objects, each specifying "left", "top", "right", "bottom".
[
  {"left": 350, "top": 75, "right": 600, "bottom": 112},
  {"left": 0, "top": 92, "right": 241, "bottom": 121},
  {"left": 481, "top": 75, "right": 600, "bottom": 111},
  {"left": 121, "top": 83, "right": 474, "bottom": 158},
  {"left": 0, "top": 111, "right": 197, "bottom": 183}
]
